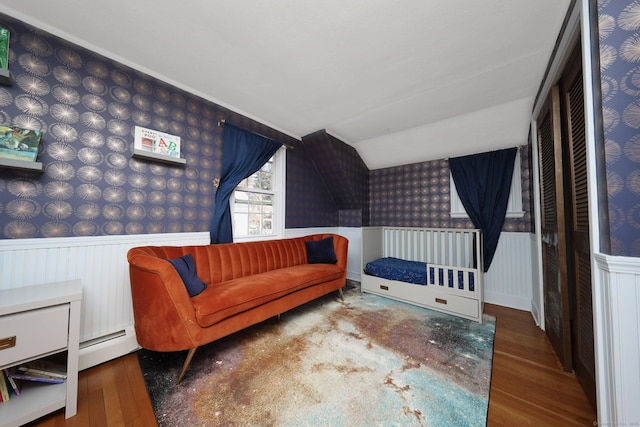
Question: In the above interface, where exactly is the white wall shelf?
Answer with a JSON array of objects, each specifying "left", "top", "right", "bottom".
[
  {"left": 132, "top": 149, "right": 186, "bottom": 165},
  {"left": 0, "top": 68, "right": 11, "bottom": 86},
  {"left": 0, "top": 158, "right": 44, "bottom": 172}
]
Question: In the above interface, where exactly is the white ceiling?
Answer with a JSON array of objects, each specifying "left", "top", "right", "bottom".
[{"left": 0, "top": 0, "right": 571, "bottom": 169}]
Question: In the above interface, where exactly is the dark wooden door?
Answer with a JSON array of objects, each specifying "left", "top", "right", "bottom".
[
  {"left": 559, "top": 47, "right": 596, "bottom": 408},
  {"left": 537, "top": 85, "right": 573, "bottom": 371}
]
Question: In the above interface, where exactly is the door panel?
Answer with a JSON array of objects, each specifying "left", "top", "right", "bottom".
[
  {"left": 560, "top": 47, "right": 596, "bottom": 408},
  {"left": 537, "top": 86, "right": 573, "bottom": 371}
]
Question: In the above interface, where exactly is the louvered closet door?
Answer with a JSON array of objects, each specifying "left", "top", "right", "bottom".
[
  {"left": 561, "top": 48, "right": 596, "bottom": 408},
  {"left": 537, "top": 86, "right": 573, "bottom": 371}
]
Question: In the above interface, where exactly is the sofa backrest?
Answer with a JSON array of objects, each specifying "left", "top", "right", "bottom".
[{"left": 128, "top": 234, "right": 347, "bottom": 285}]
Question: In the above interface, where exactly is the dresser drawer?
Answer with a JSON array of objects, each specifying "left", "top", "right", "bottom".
[{"left": 0, "top": 304, "right": 70, "bottom": 367}]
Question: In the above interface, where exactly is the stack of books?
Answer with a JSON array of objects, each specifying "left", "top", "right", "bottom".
[
  {"left": 0, "top": 360, "right": 67, "bottom": 402},
  {"left": 0, "top": 369, "right": 19, "bottom": 402}
]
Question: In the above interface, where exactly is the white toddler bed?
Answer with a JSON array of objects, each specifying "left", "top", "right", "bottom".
[{"left": 361, "top": 227, "right": 484, "bottom": 323}]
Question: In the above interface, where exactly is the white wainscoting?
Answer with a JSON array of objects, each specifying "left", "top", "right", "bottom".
[
  {"left": 283, "top": 226, "right": 361, "bottom": 282},
  {"left": 593, "top": 254, "right": 640, "bottom": 426},
  {"left": 483, "top": 232, "right": 534, "bottom": 311},
  {"left": 0, "top": 228, "right": 533, "bottom": 371},
  {"left": 338, "top": 227, "right": 362, "bottom": 281},
  {"left": 283, "top": 226, "right": 340, "bottom": 239},
  {"left": 0, "top": 232, "right": 209, "bottom": 370}
]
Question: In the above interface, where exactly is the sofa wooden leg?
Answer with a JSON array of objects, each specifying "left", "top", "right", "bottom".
[
  {"left": 338, "top": 287, "right": 344, "bottom": 301},
  {"left": 177, "top": 347, "right": 198, "bottom": 384}
]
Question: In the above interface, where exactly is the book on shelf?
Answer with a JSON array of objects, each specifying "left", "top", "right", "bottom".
[
  {"left": 0, "top": 26, "right": 9, "bottom": 70},
  {"left": 17, "top": 367, "right": 67, "bottom": 379},
  {"left": 0, "top": 371, "right": 10, "bottom": 402},
  {"left": 3, "top": 369, "right": 20, "bottom": 396},
  {"left": 7, "top": 370, "right": 65, "bottom": 384},
  {"left": 17, "top": 360, "right": 67, "bottom": 379},
  {"left": 134, "top": 126, "right": 181, "bottom": 158}
]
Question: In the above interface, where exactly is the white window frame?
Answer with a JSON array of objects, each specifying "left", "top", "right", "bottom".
[
  {"left": 450, "top": 151, "right": 525, "bottom": 219},
  {"left": 231, "top": 146, "right": 286, "bottom": 241}
]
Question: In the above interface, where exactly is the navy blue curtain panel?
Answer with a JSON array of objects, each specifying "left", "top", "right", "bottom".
[
  {"left": 449, "top": 147, "right": 517, "bottom": 272},
  {"left": 209, "top": 123, "right": 282, "bottom": 244}
]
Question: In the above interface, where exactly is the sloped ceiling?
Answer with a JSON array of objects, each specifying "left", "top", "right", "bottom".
[{"left": 0, "top": 0, "right": 571, "bottom": 169}]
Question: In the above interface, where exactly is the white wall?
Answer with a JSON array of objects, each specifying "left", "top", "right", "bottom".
[
  {"left": 484, "top": 232, "right": 534, "bottom": 311},
  {"left": 593, "top": 254, "right": 640, "bottom": 425}
]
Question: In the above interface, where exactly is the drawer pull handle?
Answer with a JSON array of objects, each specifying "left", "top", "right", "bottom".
[
  {"left": 0, "top": 336, "right": 16, "bottom": 351},
  {"left": 435, "top": 298, "right": 447, "bottom": 305},
  {"left": 380, "top": 285, "right": 389, "bottom": 291}
]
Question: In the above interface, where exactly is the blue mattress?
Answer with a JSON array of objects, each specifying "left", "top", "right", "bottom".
[
  {"left": 364, "top": 257, "right": 427, "bottom": 285},
  {"left": 365, "top": 257, "right": 476, "bottom": 291}
]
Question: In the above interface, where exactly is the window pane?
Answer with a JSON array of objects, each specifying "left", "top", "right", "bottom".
[
  {"left": 233, "top": 190, "right": 275, "bottom": 237},
  {"left": 258, "top": 170, "right": 271, "bottom": 190},
  {"left": 232, "top": 154, "right": 277, "bottom": 238},
  {"left": 247, "top": 174, "right": 259, "bottom": 190}
]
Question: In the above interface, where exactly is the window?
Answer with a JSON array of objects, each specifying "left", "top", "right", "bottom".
[
  {"left": 232, "top": 147, "right": 285, "bottom": 239},
  {"left": 449, "top": 151, "right": 524, "bottom": 219}
]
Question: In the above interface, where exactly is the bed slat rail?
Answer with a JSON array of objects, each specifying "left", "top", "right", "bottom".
[{"left": 381, "top": 227, "right": 481, "bottom": 269}]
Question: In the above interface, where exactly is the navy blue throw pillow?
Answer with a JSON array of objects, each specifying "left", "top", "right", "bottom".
[
  {"left": 305, "top": 237, "right": 337, "bottom": 264},
  {"left": 167, "top": 254, "right": 207, "bottom": 297}
]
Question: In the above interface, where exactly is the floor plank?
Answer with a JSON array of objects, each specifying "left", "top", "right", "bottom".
[{"left": 24, "top": 303, "right": 596, "bottom": 426}]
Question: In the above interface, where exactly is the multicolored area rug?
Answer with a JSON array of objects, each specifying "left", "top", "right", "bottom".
[{"left": 138, "top": 286, "right": 495, "bottom": 427}]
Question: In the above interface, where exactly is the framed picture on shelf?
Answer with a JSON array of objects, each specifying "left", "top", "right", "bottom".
[
  {"left": 134, "top": 126, "right": 181, "bottom": 158},
  {"left": 0, "top": 125, "right": 42, "bottom": 162}
]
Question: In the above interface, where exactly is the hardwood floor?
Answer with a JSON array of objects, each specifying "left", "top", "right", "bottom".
[
  {"left": 25, "top": 354, "right": 157, "bottom": 427},
  {"left": 485, "top": 303, "right": 596, "bottom": 426},
  {"left": 26, "top": 303, "right": 596, "bottom": 426}
]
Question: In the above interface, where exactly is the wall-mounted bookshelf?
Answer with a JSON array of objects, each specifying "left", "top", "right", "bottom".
[
  {"left": 132, "top": 149, "right": 186, "bottom": 165},
  {"left": 0, "top": 158, "right": 44, "bottom": 172},
  {"left": 0, "top": 68, "right": 11, "bottom": 86}
]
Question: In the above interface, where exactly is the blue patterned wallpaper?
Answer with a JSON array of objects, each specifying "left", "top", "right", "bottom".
[
  {"left": 0, "top": 13, "right": 316, "bottom": 239},
  {"left": 369, "top": 148, "right": 533, "bottom": 232},
  {"left": 598, "top": 0, "right": 640, "bottom": 257},
  {"left": 293, "top": 130, "right": 369, "bottom": 228},
  {"left": 328, "top": 133, "right": 370, "bottom": 227},
  {"left": 285, "top": 140, "right": 339, "bottom": 228}
]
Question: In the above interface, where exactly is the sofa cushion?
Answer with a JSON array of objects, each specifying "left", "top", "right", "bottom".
[
  {"left": 191, "top": 263, "right": 343, "bottom": 327},
  {"left": 305, "top": 236, "right": 337, "bottom": 264},
  {"left": 167, "top": 254, "right": 207, "bottom": 297}
]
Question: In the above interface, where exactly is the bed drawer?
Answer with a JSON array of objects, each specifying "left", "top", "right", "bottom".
[
  {"left": 426, "top": 292, "right": 479, "bottom": 320},
  {"left": 0, "top": 304, "right": 70, "bottom": 367},
  {"left": 361, "top": 275, "right": 481, "bottom": 322}
]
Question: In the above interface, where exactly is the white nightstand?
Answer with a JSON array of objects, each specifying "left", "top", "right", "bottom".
[{"left": 0, "top": 280, "right": 82, "bottom": 427}]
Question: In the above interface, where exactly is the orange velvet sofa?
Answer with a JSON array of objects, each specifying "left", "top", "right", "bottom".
[{"left": 127, "top": 233, "right": 348, "bottom": 382}]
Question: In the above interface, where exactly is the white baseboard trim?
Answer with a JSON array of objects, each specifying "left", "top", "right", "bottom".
[
  {"left": 78, "top": 327, "right": 139, "bottom": 371},
  {"left": 530, "top": 298, "right": 542, "bottom": 327},
  {"left": 484, "top": 291, "right": 532, "bottom": 312}
]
